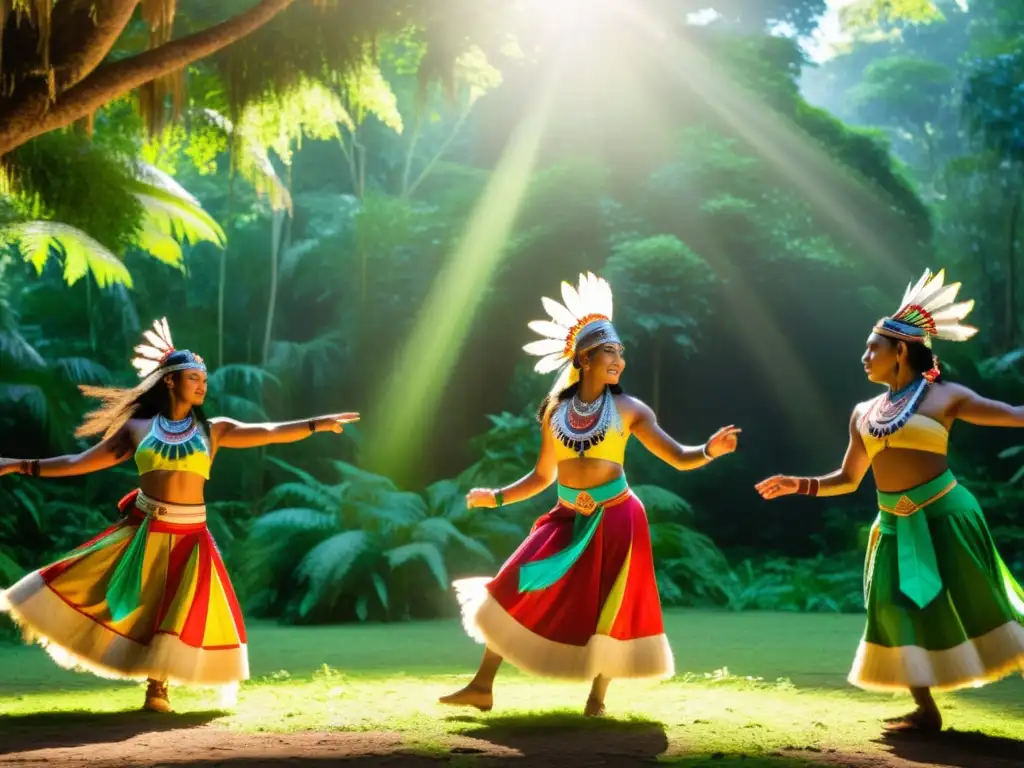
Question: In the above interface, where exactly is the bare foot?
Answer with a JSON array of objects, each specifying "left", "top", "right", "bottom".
[
  {"left": 883, "top": 708, "right": 941, "bottom": 733},
  {"left": 584, "top": 694, "right": 605, "bottom": 717},
  {"left": 438, "top": 683, "right": 493, "bottom": 712},
  {"left": 143, "top": 680, "right": 173, "bottom": 714}
]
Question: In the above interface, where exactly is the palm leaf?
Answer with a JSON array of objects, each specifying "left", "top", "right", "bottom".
[
  {"left": 212, "top": 393, "right": 270, "bottom": 422},
  {"left": 249, "top": 507, "right": 336, "bottom": 537},
  {"left": 348, "top": 490, "right": 427, "bottom": 534},
  {"left": 413, "top": 517, "right": 494, "bottom": 563},
  {"left": 0, "top": 383, "right": 47, "bottom": 423},
  {"left": 267, "top": 456, "right": 328, "bottom": 489},
  {"left": 385, "top": 542, "right": 449, "bottom": 590},
  {"left": 295, "top": 530, "right": 370, "bottom": 617},
  {"left": 209, "top": 364, "right": 282, "bottom": 394},
  {"left": 329, "top": 460, "right": 399, "bottom": 493},
  {"left": 633, "top": 484, "right": 695, "bottom": 521},
  {"left": 261, "top": 482, "right": 338, "bottom": 515},
  {"left": 52, "top": 357, "right": 112, "bottom": 385},
  {"left": 198, "top": 108, "right": 293, "bottom": 213},
  {"left": 128, "top": 163, "right": 226, "bottom": 249},
  {"left": 2, "top": 221, "right": 133, "bottom": 288},
  {"left": 0, "top": 328, "right": 44, "bottom": 369}
]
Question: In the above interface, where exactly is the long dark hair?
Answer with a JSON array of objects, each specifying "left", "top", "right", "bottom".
[
  {"left": 77, "top": 351, "right": 210, "bottom": 439},
  {"left": 892, "top": 338, "right": 944, "bottom": 384}
]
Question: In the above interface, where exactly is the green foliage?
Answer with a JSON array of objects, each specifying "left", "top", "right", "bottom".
[
  {"left": 724, "top": 555, "right": 865, "bottom": 613},
  {"left": 3, "top": 132, "right": 145, "bottom": 255},
  {"left": 236, "top": 459, "right": 510, "bottom": 623},
  {"left": 605, "top": 235, "right": 717, "bottom": 353}
]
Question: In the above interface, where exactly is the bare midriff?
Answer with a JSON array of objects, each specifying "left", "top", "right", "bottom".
[{"left": 556, "top": 457, "right": 626, "bottom": 489}]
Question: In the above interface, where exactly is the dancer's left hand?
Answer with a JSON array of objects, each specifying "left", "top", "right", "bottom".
[
  {"left": 313, "top": 413, "right": 360, "bottom": 433},
  {"left": 705, "top": 425, "right": 741, "bottom": 458}
]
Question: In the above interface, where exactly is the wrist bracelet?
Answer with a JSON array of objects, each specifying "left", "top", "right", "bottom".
[
  {"left": 19, "top": 460, "right": 40, "bottom": 477},
  {"left": 797, "top": 478, "right": 819, "bottom": 496},
  {"left": 493, "top": 490, "right": 504, "bottom": 508},
  {"left": 701, "top": 444, "right": 712, "bottom": 461},
  {"left": 308, "top": 419, "right": 316, "bottom": 433}
]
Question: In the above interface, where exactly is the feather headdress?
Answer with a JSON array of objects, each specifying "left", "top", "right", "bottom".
[
  {"left": 874, "top": 268, "right": 978, "bottom": 348},
  {"left": 131, "top": 317, "right": 206, "bottom": 378},
  {"left": 523, "top": 272, "right": 620, "bottom": 394}
]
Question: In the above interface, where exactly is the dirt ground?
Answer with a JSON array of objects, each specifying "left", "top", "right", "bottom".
[{"left": 2, "top": 716, "right": 1024, "bottom": 768}]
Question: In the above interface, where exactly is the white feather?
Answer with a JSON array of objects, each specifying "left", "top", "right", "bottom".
[
  {"left": 936, "top": 324, "right": 978, "bottom": 342},
  {"left": 902, "top": 269, "right": 935, "bottom": 306},
  {"left": 134, "top": 344, "right": 165, "bottom": 360},
  {"left": 528, "top": 320, "right": 569, "bottom": 340},
  {"left": 158, "top": 317, "right": 173, "bottom": 347},
  {"left": 918, "top": 282, "right": 960, "bottom": 313},
  {"left": 523, "top": 338, "right": 565, "bottom": 356},
  {"left": 542, "top": 296, "right": 577, "bottom": 328},
  {"left": 930, "top": 299, "right": 975, "bottom": 323},
  {"left": 560, "top": 281, "right": 585, "bottom": 318},
  {"left": 142, "top": 329, "right": 171, "bottom": 352},
  {"left": 535, "top": 353, "right": 568, "bottom": 374},
  {"left": 133, "top": 359, "right": 159, "bottom": 377}
]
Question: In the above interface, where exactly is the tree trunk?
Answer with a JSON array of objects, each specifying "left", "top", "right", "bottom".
[
  {"left": 652, "top": 338, "right": 661, "bottom": 415},
  {"left": 262, "top": 164, "right": 293, "bottom": 366},
  {"left": 0, "top": 0, "right": 297, "bottom": 156},
  {"left": 262, "top": 209, "right": 285, "bottom": 367},
  {"left": 1007, "top": 191, "right": 1021, "bottom": 349},
  {"left": 218, "top": 172, "right": 237, "bottom": 369}
]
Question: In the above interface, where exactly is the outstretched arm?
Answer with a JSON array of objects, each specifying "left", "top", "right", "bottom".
[
  {"left": 628, "top": 398, "right": 740, "bottom": 471},
  {"left": 949, "top": 384, "right": 1024, "bottom": 428},
  {"left": 211, "top": 412, "right": 360, "bottom": 449},
  {"left": 467, "top": 420, "right": 558, "bottom": 509},
  {"left": 755, "top": 409, "right": 870, "bottom": 499},
  {"left": 0, "top": 424, "right": 134, "bottom": 479}
]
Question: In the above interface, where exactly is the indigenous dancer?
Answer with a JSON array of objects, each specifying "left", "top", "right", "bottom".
[
  {"left": 0, "top": 318, "right": 359, "bottom": 713},
  {"left": 440, "top": 272, "right": 741, "bottom": 716},
  {"left": 756, "top": 269, "right": 1024, "bottom": 733}
]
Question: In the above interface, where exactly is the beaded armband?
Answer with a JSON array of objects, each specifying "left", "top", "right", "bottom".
[{"left": 797, "top": 478, "right": 820, "bottom": 496}]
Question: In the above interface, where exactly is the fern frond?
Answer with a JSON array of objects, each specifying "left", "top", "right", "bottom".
[
  {"left": 385, "top": 542, "right": 448, "bottom": 590},
  {"left": 2, "top": 221, "right": 133, "bottom": 288}
]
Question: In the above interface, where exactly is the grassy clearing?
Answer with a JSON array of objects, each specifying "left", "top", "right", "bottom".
[{"left": 2, "top": 609, "right": 1023, "bottom": 765}]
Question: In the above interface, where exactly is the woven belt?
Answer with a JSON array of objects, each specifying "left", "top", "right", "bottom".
[
  {"left": 877, "top": 479, "right": 957, "bottom": 517},
  {"left": 136, "top": 492, "right": 207, "bottom": 524}
]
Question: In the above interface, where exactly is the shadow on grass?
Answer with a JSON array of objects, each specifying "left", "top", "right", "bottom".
[
  {"left": 0, "top": 709, "right": 225, "bottom": 755},
  {"left": 443, "top": 710, "right": 670, "bottom": 762},
  {"left": 879, "top": 727, "right": 1024, "bottom": 767}
]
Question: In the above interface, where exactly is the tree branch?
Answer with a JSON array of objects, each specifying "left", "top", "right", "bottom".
[
  {"left": 52, "top": 0, "right": 142, "bottom": 92},
  {"left": 0, "top": 0, "right": 297, "bottom": 157}
]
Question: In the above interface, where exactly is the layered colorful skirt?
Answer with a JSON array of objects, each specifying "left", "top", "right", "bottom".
[
  {"left": 454, "top": 476, "right": 674, "bottom": 680},
  {"left": 0, "top": 489, "right": 248, "bottom": 691},
  {"left": 850, "top": 470, "right": 1024, "bottom": 691}
]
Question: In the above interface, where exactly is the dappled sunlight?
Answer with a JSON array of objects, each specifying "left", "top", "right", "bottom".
[
  {"left": 361, "top": 58, "right": 562, "bottom": 477},
  {"left": 4, "top": 614, "right": 1024, "bottom": 765}
]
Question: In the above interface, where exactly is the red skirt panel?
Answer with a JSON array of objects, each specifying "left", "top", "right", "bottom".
[{"left": 454, "top": 491, "right": 673, "bottom": 680}]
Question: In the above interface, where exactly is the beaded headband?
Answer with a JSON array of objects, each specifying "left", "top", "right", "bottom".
[
  {"left": 132, "top": 317, "right": 207, "bottom": 379},
  {"left": 872, "top": 268, "right": 977, "bottom": 349}
]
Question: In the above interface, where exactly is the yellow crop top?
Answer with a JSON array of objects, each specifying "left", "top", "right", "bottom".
[
  {"left": 134, "top": 417, "right": 212, "bottom": 480},
  {"left": 858, "top": 412, "right": 949, "bottom": 461},
  {"left": 548, "top": 397, "right": 630, "bottom": 465}
]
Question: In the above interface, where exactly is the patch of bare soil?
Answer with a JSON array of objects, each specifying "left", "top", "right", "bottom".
[{"left": 1, "top": 715, "right": 1022, "bottom": 767}]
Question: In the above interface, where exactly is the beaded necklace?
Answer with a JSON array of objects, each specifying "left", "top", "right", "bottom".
[
  {"left": 139, "top": 413, "right": 209, "bottom": 460},
  {"left": 550, "top": 388, "right": 622, "bottom": 457},
  {"left": 862, "top": 377, "right": 929, "bottom": 438}
]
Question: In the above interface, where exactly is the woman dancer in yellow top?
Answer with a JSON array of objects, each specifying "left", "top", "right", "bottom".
[
  {"left": 1, "top": 318, "right": 358, "bottom": 713},
  {"left": 757, "top": 269, "right": 1024, "bottom": 732},
  {"left": 441, "top": 272, "right": 740, "bottom": 715}
]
